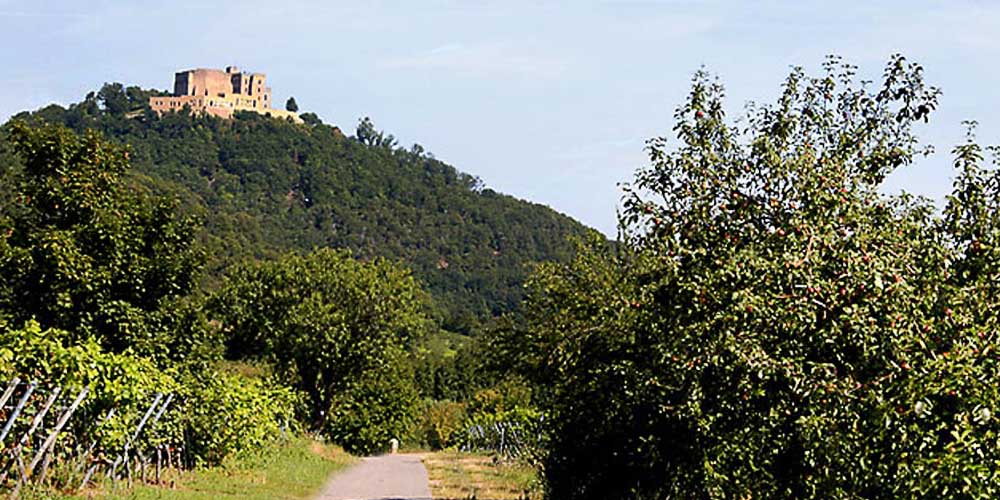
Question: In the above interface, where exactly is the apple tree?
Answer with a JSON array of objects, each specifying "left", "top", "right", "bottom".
[{"left": 518, "top": 56, "right": 1000, "bottom": 498}]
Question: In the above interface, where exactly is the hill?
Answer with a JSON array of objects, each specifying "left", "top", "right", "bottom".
[{"left": 4, "top": 85, "right": 592, "bottom": 333}]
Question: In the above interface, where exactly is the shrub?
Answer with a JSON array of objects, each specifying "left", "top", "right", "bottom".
[
  {"left": 211, "top": 248, "right": 431, "bottom": 432},
  {"left": 324, "top": 361, "right": 419, "bottom": 455},
  {"left": 0, "top": 320, "right": 295, "bottom": 468},
  {"left": 456, "top": 380, "right": 543, "bottom": 459},
  {"left": 466, "top": 378, "right": 533, "bottom": 418},
  {"left": 177, "top": 370, "right": 299, "bottom": 466},
  {"left": 415, "top": 399, "right": 467, "bottom": 450}
]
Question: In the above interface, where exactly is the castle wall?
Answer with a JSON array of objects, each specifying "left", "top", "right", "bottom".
[
  {"left": 150, "top": 67, "right": 301, "bottom": 123},
  {"left": 187, "top": 69, "right": 234, "bottom": 97}
]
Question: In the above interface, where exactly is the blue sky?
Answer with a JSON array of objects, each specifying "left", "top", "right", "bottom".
[{"left": 2, "top": 1, "right": 999, "bottom": 235}]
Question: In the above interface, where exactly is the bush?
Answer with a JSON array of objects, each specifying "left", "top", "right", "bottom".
[
  {"left": 325, "top": 361, "right": 418, "bottom": 455},
  {"left": 453, "top": 379, "right": 543, "bottom": 458},
  {"left": 0, "top": 320, "right": 296, "bottom": 468},
  {"left": 178, "top": 370, "right": 299, "bottom": 466},
  {"left": 414, "top": 399, "right": 467, "bottom": 450},
  {"left": 466, "top": 378, "right": 533, "bottom": 418}
]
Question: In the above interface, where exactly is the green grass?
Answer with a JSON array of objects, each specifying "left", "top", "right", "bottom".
[{"left": 82, "top": 437, "right": 355, "bottom": 500}]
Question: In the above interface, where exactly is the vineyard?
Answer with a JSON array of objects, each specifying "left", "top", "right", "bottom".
[
  {"left": 461, "top": 420, "right": 539, "bottom": 460},
  {"left": 0, "top": 373, "right": 297, "bottom": 497},
  {"left": 0, "top": 379, "right": 161, "bottom": 495}
]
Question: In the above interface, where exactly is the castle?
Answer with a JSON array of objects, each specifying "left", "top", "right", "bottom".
[{"left": 149, "top": 66, "right": 301, "bottom": 122}]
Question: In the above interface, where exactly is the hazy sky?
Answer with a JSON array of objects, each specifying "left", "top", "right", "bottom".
[{"left": 2, "top": 1, "right": 999, "bottom": 234}]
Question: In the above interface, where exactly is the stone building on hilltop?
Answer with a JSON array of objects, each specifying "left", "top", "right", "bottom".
[{"left": 150, "top": 66, "right": 301, "bottom": 122}]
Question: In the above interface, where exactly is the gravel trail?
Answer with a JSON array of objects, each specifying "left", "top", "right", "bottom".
[{"left": 316, "top": 454, "right": 432, "bottom": 500}]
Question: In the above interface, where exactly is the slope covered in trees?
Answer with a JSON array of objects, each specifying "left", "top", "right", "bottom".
[{"left": 8, "top": 91, "right": 591, "bottom": 332}]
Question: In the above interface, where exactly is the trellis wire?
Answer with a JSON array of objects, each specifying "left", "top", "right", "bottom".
[
  {"left": 461, "top": 420, "right": 539, "bottom": 459},
  {"left": 0, "top": 379, "right": 184, "bottom": 496}
]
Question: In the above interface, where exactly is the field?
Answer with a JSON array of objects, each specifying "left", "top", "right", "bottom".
[{"left": 420, "top": 451, "right": 541, "bottom": 500}]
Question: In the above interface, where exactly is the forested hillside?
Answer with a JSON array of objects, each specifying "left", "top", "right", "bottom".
[{"left": 8, "top": 88, "right": 591, "bottom": 332}]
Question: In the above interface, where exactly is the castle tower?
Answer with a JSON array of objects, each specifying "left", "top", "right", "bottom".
[{"left": 149, "top": 66, "right": 300, "bottom": 122}]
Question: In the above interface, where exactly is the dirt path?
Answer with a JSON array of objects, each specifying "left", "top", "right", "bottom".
[{"left": 316, "top": 454, "right": 433, "bottom": 500}]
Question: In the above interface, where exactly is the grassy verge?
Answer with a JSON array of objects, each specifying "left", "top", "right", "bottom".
[
  {"left": 420, "top": 451, "right": 541, "bottom": 500},
  {"left": 77, "top": 437, "right": 354, "bottom": 500}
]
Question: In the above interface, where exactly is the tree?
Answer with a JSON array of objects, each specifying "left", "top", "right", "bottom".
[
  {"left": 97, "top": 82, "right": 129, "bottom": 115},
  {"left": 299, "top": 111, "right": 322, "bottom": 125},
  {"left": 210, "top": 248, "right": 431, "bottom": 451},
  {"left": 0, "top": 122, "right": 203, "bottom": 356},
  {"left": 285, "top": 96, "right": 299, "bottom": 112},
  {"left": 325, "top": 361, "right": 419, "bottom": 454},
  {"left": 515, "top": 55, "right": 1000, "bottom": 498},
  {"left": 355, "top": 116, "right": 397, "bottom": 149}
]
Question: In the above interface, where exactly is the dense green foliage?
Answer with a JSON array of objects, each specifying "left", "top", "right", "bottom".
[
  {"left": 0, "top": 83, "right": 591, "bottom": 474},
  {"left": 410, "top": 377, "right": 538, "bottom": 451},
  {"left": 0, "top": 319, "right": 293, "bottom": 469},
  {"left": 209, "top": 248, "right": 429, "bottom": 453},
  {"left": 411, "top": 332, "right": 487, "bottom": 402},
  {"left": 0, "top": 122, "right": 202, "bottom": 356},
  {"left": 0, "top": 319, "right": 178, "bottom": 453},
  {"left": 179, "top": 370, "right": 298, "bottom": 466},
  {"left": 0, "top": 124, "right": 300, "bottom": 473},
  {"left": 505, "top": 56, "right": 1000, "bottom": 498},
  {"left": 414, "top": 399, "right": 468, "bottom": 450},
  {"left": 11, "top": 88, "right": 589, "bottom": 332},
  {"left": 324, "top": 362, "right": 419, "bottom": 455}
]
